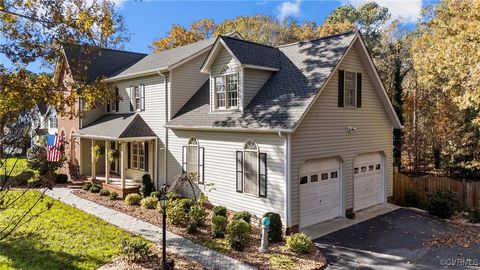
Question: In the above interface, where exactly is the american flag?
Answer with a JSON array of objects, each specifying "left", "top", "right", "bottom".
[{"left": 46, "top": 134, "right": 62, "bottom": 162}]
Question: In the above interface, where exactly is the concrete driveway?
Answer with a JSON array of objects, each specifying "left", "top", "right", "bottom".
[{"left": 314, "top": 208, "right": 480, "bottom": 269}]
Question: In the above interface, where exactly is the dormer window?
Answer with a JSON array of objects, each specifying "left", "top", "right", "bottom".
[{"left": 214, "top": 65, "right": 238, "bottom": 109}]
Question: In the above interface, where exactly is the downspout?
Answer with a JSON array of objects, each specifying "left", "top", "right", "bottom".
[
  {"left": 278, "top": 130, "right": 291, "bottom": 232},
  {"left": 158, "top": 71, "right": 169, "bottom": 186}
]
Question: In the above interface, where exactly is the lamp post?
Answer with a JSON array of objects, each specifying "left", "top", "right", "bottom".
[{"left": 159, "top": 193, "right": 169, "bottom": 269}]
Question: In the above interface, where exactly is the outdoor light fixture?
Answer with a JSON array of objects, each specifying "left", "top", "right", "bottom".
[{"left": 160, "top": 193, "right": 168, "bottom": 269}]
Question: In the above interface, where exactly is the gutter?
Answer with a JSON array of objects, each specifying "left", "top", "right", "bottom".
[{"left": 165, "top": 125, "right": 294, "bottom": 134}]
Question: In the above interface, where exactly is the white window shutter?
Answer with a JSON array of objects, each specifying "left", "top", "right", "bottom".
[
  {"left": 198, "top": 147, "right": 204, "bottom": 184},
  {"left": 130, "top": 86, "right": 134, "bottom": 111},
  {"left": 141, "top": 84, "right": 145, "bottom": 111},
  {"left": 182, "top": 146, "right": 187, "bottom": 173}
]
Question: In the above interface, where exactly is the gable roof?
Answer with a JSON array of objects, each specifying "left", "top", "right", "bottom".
[
  {"left": 168, "top": 31, "right": 371, "bottom": 131},
  {"left": 169, "top": 31, "right": 402, "bottom": 131},
  {"left": 62, "top": 45, "right": 147, "bottom": 83},
  {"left": 74, "top": 113, "right": 156, "bottom": 140}
]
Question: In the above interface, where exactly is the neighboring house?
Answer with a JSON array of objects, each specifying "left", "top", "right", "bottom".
[
  {"left": 57, "top": 31, "right": 401, "bottom": 233},
  {"left": 32, "top": 103, "right": 58, "bottom": 136}
]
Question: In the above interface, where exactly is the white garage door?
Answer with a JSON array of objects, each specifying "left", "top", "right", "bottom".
[
  {"left": 354, "top": 152, "right": 383, "bottom": 211},
  {"left": 300, "top": 158, "right": 341, "bottom": 228}
]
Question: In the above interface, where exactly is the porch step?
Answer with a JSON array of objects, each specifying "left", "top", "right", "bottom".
[{"left": 67, "top": 180, "right": 90, "bottom": 189}]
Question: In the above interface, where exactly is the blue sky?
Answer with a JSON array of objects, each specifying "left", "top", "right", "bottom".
[{"left": 1, "top": 0, "right": 436, "bottom": 73}]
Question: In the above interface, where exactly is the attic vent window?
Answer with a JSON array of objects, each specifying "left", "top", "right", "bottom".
[{"left": 214, "top": 65, "right": 238, "bottom": 109}]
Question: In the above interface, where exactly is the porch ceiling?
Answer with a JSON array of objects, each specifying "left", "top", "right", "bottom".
[{"left": 73, "top": 113, "right": 156, "bottom": 140}]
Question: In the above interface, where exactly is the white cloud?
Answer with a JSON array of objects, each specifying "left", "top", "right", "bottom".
[
  {"left": 347, "top": 0, "right": 423, "bottom": 23},
  {"left": 278, "top": 0, "right": 301, "bottom": 20}
]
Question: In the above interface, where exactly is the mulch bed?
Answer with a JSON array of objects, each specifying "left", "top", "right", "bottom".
[
  {"left": 73, "top": 189, "right": 327, "bottom": 270},
  {"left": 99, "top": 246, "right": 206, "bottom": 270}
]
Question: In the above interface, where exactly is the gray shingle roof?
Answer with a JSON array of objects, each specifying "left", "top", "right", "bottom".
[
  {"left": 220, "top": 36, "right": 281, "bottom": 69},
  {"left": 167, "top": 31, "right": 357, "bottom": 131},
  {"left": 108, "top": 38, "right": 216, "bottom": 80},
  {"left": 63, "top": 45, "right": 147, "bottom": 83},
  {"left": 75, "top": 113, "right": 156, "bottom": 139}
]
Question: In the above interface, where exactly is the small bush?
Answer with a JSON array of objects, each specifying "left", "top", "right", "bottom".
[
  {"left": 99, "top": 188, "right": 110, "bottom": 196},
  {"left": 89, "top": 185, "right": 101, "bottom": 193},
  {"left": 13, "top": 170, "right": 35, "bottom": 186},
  {"left": 426, "top": 191, "right": 457, "bottom": 219},
  {"left": 467, "top": 209, "right": 480, "bottom": 223},
  {"left": 139, "top": 174, "right": 154, "bottom": 198},
  {"left": 167, "top": 200, "right": 188, "bottom": 226},
  {"left": 263, "top": 212, "right": 283, "bottom": 243},
  {"left": 226, "top": 219, "right": 251, "bottom": 251},
  {"left": 125, "top": 193, "right": 142, "bottom": 206},
  {"left": 121, "top": 239, "right": 151, "bottom": 263},
  {"left": 232, "top": 211, "right": 251, "bottom": 224},
  {"left": 211, "top": 215, "right": 228, "bottom": 238},
  {"left": 186, "top": 222, "right": 198, "bottom": 234},
  {"left": 177, "top": 198, "right": 194, "bottom": 213},
  {"left": 141, "top": 196, "right": 159, "bottom": 209},
  {"left": 54, "top": 173, "right": 68, "bottom": 184},
  {"left": 109, "top": 192, "right": 118, "bottom": 200},
  {"left": 286, "top": 233, "right": 314, "bottom": 254},
  {"left": 404, "top": 189, "right": 423, "bottom": 208},
  {"left": 82, "top": 183, "right": 92, "bottom": 190},
  {"left": 189, "top": 204, "right": 207, "bottom": 227},
  {"left": 150, "top": 191, "right": 160, "bottom": 199},
  {"left": 212, "top": 205, "right": 228, "bottom": 218}
]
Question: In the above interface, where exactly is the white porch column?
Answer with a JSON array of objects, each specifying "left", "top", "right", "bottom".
[
  {"left": 105, "top": 140, "right": 110, "bottom": 184},
  {"left": 91, "top": 139, "right": 96, "bottom": 180},
  {"left": 120, "top": 141, "right": 126, "bottom": 189}
]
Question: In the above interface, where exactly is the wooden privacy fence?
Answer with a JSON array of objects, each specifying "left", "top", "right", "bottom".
[{"left": 393, "top": 173, "right": 480, "bottom": 209}]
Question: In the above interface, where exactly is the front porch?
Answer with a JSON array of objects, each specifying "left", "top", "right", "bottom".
[{"left": 89, "top": 173, "right": 142, "bottom": 198}]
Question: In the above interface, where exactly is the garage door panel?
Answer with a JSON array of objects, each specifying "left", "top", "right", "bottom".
[
  {"left": 300, "top": 158, "right": 341, "bottom": 229},
  {"left": 354, "top": 152, "right": 383, "bottom": 212}
]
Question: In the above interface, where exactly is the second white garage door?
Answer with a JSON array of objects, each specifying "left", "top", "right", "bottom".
[
  {"left": 299, "top": 158, "right": 341, "bottom": 228},
  {"left": 353, "top": 152, "right": 384, "bottom": 211}
]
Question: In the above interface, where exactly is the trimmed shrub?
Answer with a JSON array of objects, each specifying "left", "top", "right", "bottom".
[
  {"left": 186, "top": 222, "right": 198, "bottom": 234},
  {"left": 211, "top": 215, "right": 228, "bottom": 238},
  {"left": 125, "top": 193, "right": 142, "bottom": 206},
  {"left": 212, "top": 205, "right": 228, "bottom": 218},
  {"left": 99, "top": 188, "right": 110, "bottom": 196},
  {"left": 467, "top": 209, "right": 480, "bottom": 223},
  {"left": 404, "top": 189, "right": 423, "bottom": 208},
  {"left": 232, "top": 211, "right": 251, "bottom": 224},
  {"left": 189, "top": 204, "right": 207, "bottom": 227},
  {"left": 150, "top": 191, "right": 160, "bottom": 199},
  {"left": 226, "top": 219, "right": 251, "bottom": 251},
  {"left": 89, "top": 185, "right": 101, "bottom": 193},
  {"left": 263, "top": 212, "right": 283, "bottom": 243},
  {"left": 54, "top": 173, "right": 68, "bottom": 184},
  {"left": 121, "top": 239, "right": 151, "bottom": 263},
  {"left": 82, "top": 183, "right": 92, "bottom": 190},
  {"left": 109, "top": 192, "right": 119, "bottom": 200},
  {"left": 286, "top": 233, "right": 314, "bottom": 254},
  {"left": 167, "top": 201, "right": 188, "bottom": 226},
  {"left": 141, "top": 196, "right": 159, "bottom": 209},
  {"left": 139, "top": 174, "right": 154, "bottom": 198},
  {"left": 177, "top": 198, "right": 194, "bottom": 213},
  {"left": 426, "top": 191, "right": 457, "bottom": 219}
]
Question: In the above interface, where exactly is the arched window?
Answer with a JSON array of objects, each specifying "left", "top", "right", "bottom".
[
  {"left": 236, "top": 140, "right": 267, "bottom": 197},
  {"left": 214, "top": 64, "right": 238, "bottom": 109},
  {"left": 182, "top": 137, "right": 204, "bottom": 183}
]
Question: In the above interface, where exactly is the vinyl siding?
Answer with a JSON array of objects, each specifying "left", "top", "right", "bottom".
[
  {"left": 290, "top": 41, "right": 393, "bottom": 227},
  {"left": 167, "top": 129, "right": 286, "bottom": 222},
  {"left": 170, "top": 52, "right": 209, "bottom": 119},
  {"left": 82, "top": 105, "right": 104, "bottom": 127},
  {"left": 243, "top": 68, "right": 272, "bottom": 107},
  {"left": 209, "top": 47, "right": 243, "bottom": 111}
]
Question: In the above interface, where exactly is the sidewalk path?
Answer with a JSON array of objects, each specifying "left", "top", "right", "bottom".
[{"left": 45, "top": 188, "right": 256, "bottom": 270}]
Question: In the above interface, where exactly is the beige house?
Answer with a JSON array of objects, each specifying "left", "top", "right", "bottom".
[{"left": 59, "top": 31, "right": 401, "bottom": 233}]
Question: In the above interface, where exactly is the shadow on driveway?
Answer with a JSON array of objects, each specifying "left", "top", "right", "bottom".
[{"left": 314, "top": 208, "right": 480, "bottom": 269}]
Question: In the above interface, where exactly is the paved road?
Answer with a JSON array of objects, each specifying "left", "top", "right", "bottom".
[{"left": 315, "top": 208, "right": 480, "bottom": 269}]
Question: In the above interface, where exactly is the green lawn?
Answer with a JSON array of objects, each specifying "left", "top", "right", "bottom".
[
  {"left": 1, "top": 157, "right": 28, "bottom": 177},
  {"left": 0, "top": 190, "right": 149, "bottom": 270}
]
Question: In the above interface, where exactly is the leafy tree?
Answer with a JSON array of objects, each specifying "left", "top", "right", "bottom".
[{"left": 152, "top": 19, "right": 216, "bottom": 52}]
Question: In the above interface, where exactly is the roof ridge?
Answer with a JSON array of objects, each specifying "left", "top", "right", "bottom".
[
  {"left": 276, "top": 30, "right": 358, "bottom": 48},
  {"left": 63, "top": 43, "right": 147, "bottom": 56},
  {"left": 219, "top": 35, "right": 277, "bottom": 49}
]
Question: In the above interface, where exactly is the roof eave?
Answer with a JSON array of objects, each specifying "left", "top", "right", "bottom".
[{"left": 165, "top": 124, "right": 293, "bottom": 133}]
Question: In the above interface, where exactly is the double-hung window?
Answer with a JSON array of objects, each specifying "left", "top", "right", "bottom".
[
  {"left": 129, "top": 142, "right": 148, "bottom": 171},
  {"left": 214, "top": 65, "right": 238, "bottom": 109},
  {"left": 182, "top": 137, "right": 204, "bottom": 184},
  {"left": 107, "top": 87, "right": 120, "bottom": 113},
  {"left": 338, "top": 70, "right": 362, "bottom": 108},
  {"left": 236, "top": 140, "right": 267, "bottom": 197},
  {"left": 130, "top": 85, "right": 145, "bottom": 111},
  {"left": 49, "top": 116, "right": 58, "bottom": 129}
]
